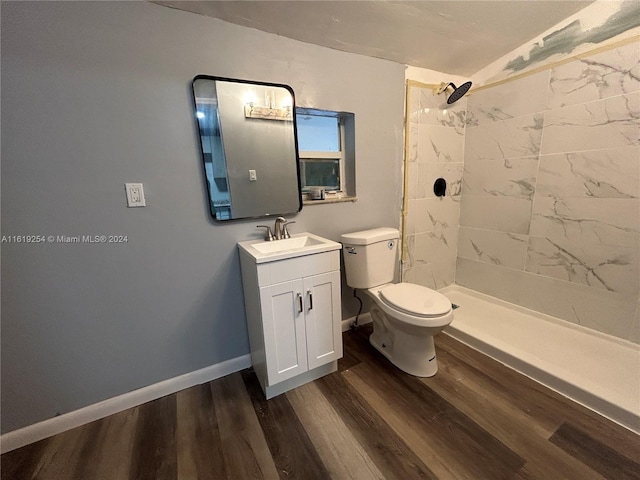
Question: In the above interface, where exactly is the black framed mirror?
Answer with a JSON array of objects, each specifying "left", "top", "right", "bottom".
[{"left": 192, "top": 75, "right": 302, "bottom": 221}]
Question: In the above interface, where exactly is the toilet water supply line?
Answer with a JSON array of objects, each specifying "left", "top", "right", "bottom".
[{"left": 351, "top": 289, "right": 363, "bottom": 329}]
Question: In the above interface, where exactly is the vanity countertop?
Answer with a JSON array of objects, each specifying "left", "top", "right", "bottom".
[{"left": 238, "top": 232, "right": 341, "bottom": 264}]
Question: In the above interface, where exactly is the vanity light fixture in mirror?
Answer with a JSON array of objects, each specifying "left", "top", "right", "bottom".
[
  {"left": 244, "top": 89, "right": 293, "bottom": 121},
  {"left": 192, "top": 76, "right": 302, "bottom": 221}
]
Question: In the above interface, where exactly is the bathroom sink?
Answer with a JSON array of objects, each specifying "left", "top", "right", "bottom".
[
  {"left": 251, "top": 235, "right": 323, "bottom": 254},
  {"left": 238, "top": 232, "right": 341, "bottom": 263}
]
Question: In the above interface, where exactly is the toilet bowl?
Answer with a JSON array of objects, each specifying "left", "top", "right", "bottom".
[
  {"left": 365, "top": 282, "right": 453, "bottom": 376},
  {"left": 340, "top": 227, "right": 454, "bottom": 377}
]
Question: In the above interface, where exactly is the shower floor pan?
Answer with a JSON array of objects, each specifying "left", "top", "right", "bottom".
[{"left": 440, "top": 285, "right": 640, "bottom": 434}]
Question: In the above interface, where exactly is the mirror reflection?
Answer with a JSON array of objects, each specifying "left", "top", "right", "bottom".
[{"left": 192, "top": 76, "right": 302, "bottom": 221}]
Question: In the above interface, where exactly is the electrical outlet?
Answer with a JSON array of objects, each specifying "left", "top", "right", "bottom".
[{"left": 125, "top": 183, "right": 146, "bottom": 207}]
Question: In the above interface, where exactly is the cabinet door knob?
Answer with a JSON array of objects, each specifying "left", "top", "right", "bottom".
[
  {"left": 297, "top": 293, "right": 303, "bottom": 313},
  {"left": 307, "top": 290, "right": 313, "bottom": 310}
]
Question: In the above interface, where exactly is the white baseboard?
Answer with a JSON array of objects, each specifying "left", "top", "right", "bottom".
[
  {"left": 0, "top": 354, "right": 252, "bottom": 454},
  {"left": 341, "top": 312, "right": 372, "bottom": 332}
]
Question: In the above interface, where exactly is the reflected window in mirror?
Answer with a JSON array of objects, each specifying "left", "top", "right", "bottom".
[
  {"left": 296, "top": 108, "right": 356, "bottom": 203},
  {"left": 194, "top": 82, "right": 232, "bottom": 219}
]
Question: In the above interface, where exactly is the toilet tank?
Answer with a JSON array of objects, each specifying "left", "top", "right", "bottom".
[{"left": 340, "top": 227, "right": 399, "bottom": 289}]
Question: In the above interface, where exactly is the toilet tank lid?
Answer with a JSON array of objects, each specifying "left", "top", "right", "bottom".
[{"left": 340, "top": 227, "right": 399, "bottom": 245}]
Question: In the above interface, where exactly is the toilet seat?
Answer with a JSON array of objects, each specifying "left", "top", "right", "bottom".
[{"left": 379, "top": 283, "right": 452, "bottom": 317}]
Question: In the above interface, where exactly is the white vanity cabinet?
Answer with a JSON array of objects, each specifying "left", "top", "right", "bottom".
[{"left": 238, "top": 242, "right": 343, "bottom": 399}]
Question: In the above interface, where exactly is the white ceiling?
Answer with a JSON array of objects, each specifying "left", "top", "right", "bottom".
[{"left": 154, "top": 1, "right": 594, "bottom": 76}]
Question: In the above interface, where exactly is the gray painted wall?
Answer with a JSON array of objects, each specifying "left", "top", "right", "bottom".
[{"left": 1, "top": 1, "right": 405, "bottom": 433}]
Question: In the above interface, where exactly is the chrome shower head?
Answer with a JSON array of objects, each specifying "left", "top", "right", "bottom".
[{"left": 436, "top": 81, "right": 473, "bottom": 104}]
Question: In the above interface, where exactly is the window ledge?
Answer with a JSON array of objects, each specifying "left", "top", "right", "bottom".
[{"left": 303, "top": 194, "right": 357, "bottom": 205}]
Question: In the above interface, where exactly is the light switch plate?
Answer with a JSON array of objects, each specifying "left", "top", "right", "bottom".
[
  {"left": 125, "top": 183, "right": 146, "bottom": 207},
  {"left": 249, "top": 169, "right": 257, "bottom": 181}
]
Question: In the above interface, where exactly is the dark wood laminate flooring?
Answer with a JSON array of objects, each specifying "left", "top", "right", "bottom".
[{"left": 3, "top": 325, "right": 639, "bottom": 479}]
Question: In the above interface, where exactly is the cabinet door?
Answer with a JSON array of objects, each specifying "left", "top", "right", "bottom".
[
  {"left": 304, "top": 271, "right": 343, "bottom": 370},
  {"left": 260, "top": 280, "right": 308, "bottom": 384}
]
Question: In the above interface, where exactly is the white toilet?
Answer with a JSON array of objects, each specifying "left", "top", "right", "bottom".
[{"left": 340, "top": 227, "right": 454, "bottom": 377}]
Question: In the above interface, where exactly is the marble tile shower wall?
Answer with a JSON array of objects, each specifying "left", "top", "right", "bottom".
[
  {"left": 403, "top": 87, "right": 466, "bottom": 289},
  {"left": 457, "top": 41, "right": 640, "bottom": 343}
]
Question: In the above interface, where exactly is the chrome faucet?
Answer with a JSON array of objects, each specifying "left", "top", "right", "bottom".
[
  {"left": 257, "top": 217, "right": 295, "bottom": 241},
  {"left": 274, "top": 216, "right": 295, "bottom": 240},
  {"left": 256, "top": 224, "right": 274, "bottom": 241},
  {"left": 274, "top": 217, "right": 287, "bottom": 240}
]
